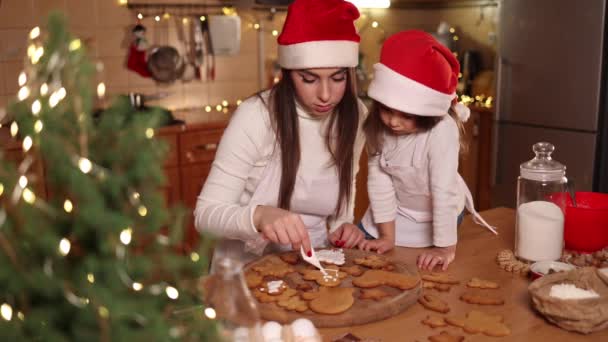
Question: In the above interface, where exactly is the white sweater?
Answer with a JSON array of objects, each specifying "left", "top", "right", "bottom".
[
  {"left": 194, "top": 91, "right": 367, "bottom": 242},
  {"left": 364, "top": 115, "right": 466, "bottom": 247}
]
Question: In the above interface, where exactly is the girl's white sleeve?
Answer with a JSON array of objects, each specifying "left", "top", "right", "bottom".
[
  {"left": 367, "top": 147, "right": 397, "bottom": 224},
  {"left": 428, "top": 117, "right": 461, "bottom": 247},
  {"left": 193, "top": 98, "right": 268, "bottom": 241}
]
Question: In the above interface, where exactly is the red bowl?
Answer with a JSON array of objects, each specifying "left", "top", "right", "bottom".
[{"left": 558, "top": 192, "right": 608, "bottom": 253}]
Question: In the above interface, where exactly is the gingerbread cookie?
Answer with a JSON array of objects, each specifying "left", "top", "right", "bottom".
[
  {"left": 428, "top": 331, "right": 464, "bottom": 342},
  {"left": 466, "top": 277, "right": 499, "bottom": 289},
  {"left": 421, "top": 315, "right": 447, "bottom": 328},
  {"left": 252, "top": 255, "right": 295, "bottom": 277},
  {"left": 418, "top": 293, "right": 450, "bottom": 313},
  {"left": 496, "top": 249, "right": 529, "bottom": 275},
  {"left": 279, "top": 252, "right": 300, "bottom": 265},
  {"left": 296, "top": 282, "right": 314, "bottom": 292},
  {"left": 308, "top": 287, "right": 355, "bottom": 315},
  {"left": 244, "top": 271, "right": 263, "bottom": 289},
  {"left": 421, "top": 272, "right": 459, "bottom": 285},
  {"left": 352, "top": 270, "right": 419, "bottom": 290},
  {"left": 460, "top": 291, "right": 504, "bottom": 306},
  {"left": 359, "top": 288, "right": 391, "bottom": 301},
  {"left": 341, "top": 265, "right": 364, "bottom": 276},
  {"left": 300, "top": 265, "right": 347, "bottom": 287},
  {"left": 423, "top": 281, "right": 451, "bottom": 292},
  {"left": 445, "top": 310, "right": 510, "bottom": 337},
  {"left": 277, "top": 295, "right": 308, "bottom": 312},
  {"left": 354, "top": 255, "right": 391, "bottom": 269},
  {"left": 253, "top": 287, "right": 297, "bottom": 303}
]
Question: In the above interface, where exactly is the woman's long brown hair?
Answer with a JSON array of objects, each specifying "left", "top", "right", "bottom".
[{"left": 261, "top": 68, "right": 360, "bottom": 217}]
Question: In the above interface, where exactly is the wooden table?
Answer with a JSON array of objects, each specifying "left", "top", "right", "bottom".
[{"left": 320, "top": 207, "right": 607, "bottom": 341}]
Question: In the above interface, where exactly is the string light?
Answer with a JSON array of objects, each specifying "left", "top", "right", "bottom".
[
  {"left": 22, "top": 188, "right": 36, "bottom": 204},
  {"left": 118, "top": 0, "right": 128, "bottom": 5},
  {"left": 371, "top": 21, "right": 379, "bottom": 28},
  {"left": 98, "top": 306, "right": 109, "bottom": 319},
  {"left": 200, "top": 15, "right": 206, "bottom": 21},
  {"left": 22, "top": 136, "right": 33, "bottom": 152},
  {"left": 253, "top": 23, "right": 260, "bottom": 30},
  {"left": 17, "top": 312, "right": 24, "bottom": 321},
  {"left": 145, "top": 128, "right": 154, "bottom": 139},
  {"left": 49, "top": 91, "right": 60, "bottom": 108},
  {"left": 133, "top": 282, "right": 143, "bottom": 291},
  {"left": 29, "top": 26, "right": 41, "bottom": 40},
  {"left": 1, "top": 303, "right": 12, "bottom": 321},
  {"left": 78, "top": 158, "right": 93, "bottom": 174},
  {"left": 182, "top": 17, "right": 189, "bottom": 25},
  {"left": 59, "top": 238, "right": 71, "bottom": 256},
  {"left": 31, "top": 47, "right": 44, "bottom": 64},
  {"left": 163, "top": 13, "right": 170, "bottom": 20},
  {"left": 87, "top": 273, "right": 95, "bottom": 283},
  {"left": 18, "top": 86, "right": 30, "bottom": 101},
  {"left": 155, "top": 15, "right": 161, "bottom": 22},
  {"left": 18, "top": 176, "right": 28, "bottom": 188},
  {"left": 449, "top": 27, "right": 456, "bottom": 33},
  {"left": 221, "top": 100, "right": 228, "bottom": 107},
  {"left": 138, "top": 205, "right": 148, "bottom": 217},
  {"left": 69, "top": 39, "right": 82, "bottom": 51},
  {"left": 215, "top": 105, "right": 222, "bottom": 112},
  {"left": 10, "top": 122, "right": 18, "bottom": 137},
  {"left": 272, "top": 30, "right": 278, "bottom": 36},
  {"left": 58, "top": 87, "right": 66, "bottom": 100},
  {"left": 63, "top": 199, "right": 73, "bottom": 213},
  {"left": 119, "top": 227, "right": 133, "bottom": 245},
  {"left": 204, "top": 106, "right": 211, "bottom": 113},
  {"left": 32, "top": 100, "right": 41, "bottom": 115},
  {"left": 34, "top": 120, "right": 43, "bottom": 133},
  {"left": 40, "top": 83, "right": 49, "bottom": 96},
  {"left": 18, "top": 71, "right": 27, "bottom": 86},
  {"left": 190, "top": 252, "right": 200, "bottom": 262},
  {"left": 165, "top": 286, "right": 179, "bottom": 300},
  {"left": 132, "top": 192, "right": 140, "bottom": 200},
  {"left": 137, "top": 13, "right": 144, "bottom": 20},
  {"left": 204, "top": 307, "right": 216, "bottom": 319},
  {"left": 0, "top": 184, "right": 4, "bottom": 196},
  {"left": 237, "top": 99, "right": 242, "bottom": 105},
  {"left": 97, "top": 82, "right": 106, "bottom": 98},
  {"left": 453, "top": 35, "right": 459, "bottom": 41}
]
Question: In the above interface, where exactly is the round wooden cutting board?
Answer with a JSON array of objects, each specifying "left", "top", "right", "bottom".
[{"left": 244, "top": 248, "right": 421, "bottom": 328}]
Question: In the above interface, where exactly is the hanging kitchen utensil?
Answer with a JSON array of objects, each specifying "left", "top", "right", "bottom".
[
  {"left": 192, "top": 15, "right": 205, "bottom": 80},
  {"left": 147, "top": 15, "right": 185, "bottom": 84},
  {"left": 200, "top": 13, "right": 216, "bottom": 81},
  {"left": 176, "top": 16, "right": 196, "bottom": 82}
]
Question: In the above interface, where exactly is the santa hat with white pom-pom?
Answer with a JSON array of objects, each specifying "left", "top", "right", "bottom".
[{"left": 368, "top": 30, "right": 470, "bottom": 121}]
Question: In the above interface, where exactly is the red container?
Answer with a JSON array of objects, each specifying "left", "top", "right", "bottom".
[{"left": 561, "top": 192, "right": 608, "bottom": 252}]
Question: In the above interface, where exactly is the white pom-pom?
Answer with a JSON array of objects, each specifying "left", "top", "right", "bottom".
[
  {"left": 454, "top": 101, "right": 471, "bottom": 122},
  {"left": 291, "top": 318, "right": 318, "bottom": 338}
]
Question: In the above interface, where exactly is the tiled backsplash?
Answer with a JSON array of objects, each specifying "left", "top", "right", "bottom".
[{"left": 0, "top": 0, "right": 497, "bottom": 112}]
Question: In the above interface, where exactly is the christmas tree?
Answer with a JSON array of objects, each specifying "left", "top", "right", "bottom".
[{"left": 0, "top": 13, "right": 218, "bottom": 341}]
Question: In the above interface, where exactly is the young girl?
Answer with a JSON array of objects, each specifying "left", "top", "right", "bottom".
[
  {"left": 194, "top": 0, "right": 367, "bottom": 268},
  {"left": 358, "top": 30, "right": 496, "bottom": 271}
]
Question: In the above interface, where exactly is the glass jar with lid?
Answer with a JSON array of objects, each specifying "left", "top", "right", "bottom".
[{"left": 515, "top": 142, "right": 568, "bottom": 262}]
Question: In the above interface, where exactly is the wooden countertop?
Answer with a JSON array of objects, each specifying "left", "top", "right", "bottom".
[{"left": 320, "top": 207, "right": 607, "bottom": 342}]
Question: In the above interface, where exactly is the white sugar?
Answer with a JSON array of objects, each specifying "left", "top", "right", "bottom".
[{"left": 549, "top": 283, "right": 599, "bottom": 300}]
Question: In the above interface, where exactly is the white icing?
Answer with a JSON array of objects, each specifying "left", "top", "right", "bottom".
[
  {"left": 267, "top": 280, "right": 284, "bottom": 294},
  {"left": 315, "top": 249, "right": 345, "bottom": 265}
]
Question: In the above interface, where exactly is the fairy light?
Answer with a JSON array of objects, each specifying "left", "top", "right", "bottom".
[
  {"left": 165, "top": 286, "right": 179, "bottom": 300},
  {"left": 40, "top": 83, "right": 49, "bottom": 96},
  {"left": 63, "top": 199, "right": 73, "bottom": 213},
  {"left": 34, "top": 120, "right": 43, "bottom": 133},
  {"left": 204, "top": 105, "right": 212, "bottom": 113},
  {"left": 155, "top": 15, "right": 161, "bottom": 22},
  {"left": 131, "top": 282, "right": 143, "bottom": 291},
  {"left": 18, "top": 72, "right": 27, "bottom": 86},
  {"left": 97, "top": 82, "right": 106, "bottom": 98},
  {"left": 78, "top": 158, "right": 93, "bottom": 174},
  {"left": 31, "top": 47, "right": 44, "bottom": 64},
  {"left": 69, "top": 39, "right": 82, "bottom": 51},
  {"left": 120, "top": 227, "right": 133, "bottom": 245},
  {"left": 253, "top": 23, "right": 260, "bottom": 30},
  {"left": 221, "top": 100, "right": 228, "bottom": 107},
  {"left": 138, "top": 205, "right": 147, "bottom": 217},
  {"left": 449, "top": 27, "right": 456, "bottom": 33},
  {"left": 182, "top": 17, "right": 189, "bottom": 25},
  {"left": 236, "top": 99, "right": 242, "bottom": 105},
  {"left": 145, "top": 128, "right": 154, "bottom": 139},
  {"left": 204, "top": 307, "right": 216, "bottom": 319},
  {"left": 31, "top": 100, "right": 41, "bottom": 115},
  {"left": 10, "top": 122, "right": 18, "bottom": 137},
  {"left": 132, "top": 192, "right": 140, "bottom": 200},
  {"left": 273, "top": 77, "right": 280, "bottom": 84},
  {"left": 200, "top": 15, "right": 206, "bottom": 21},
  {"left": 17, "top": 312, "right": 24, "bottom": 321},
  {"left": 372, "top": 21, "right": 379, "bottom": 28},
  {"left": 214, "top": 104, "right": 222, "bottom": 112},
  {"left": 1, "top": 303, "right": 12, "bottom": 321},
  {"left": 137, "top": 13, "right": 143, "bottom": 20},
  {"left": 18, "top": 86, "right": 30, "bottom": 101},
  {"left": 59, "top": 238, "right": 71, "bottom": 256},
  {"left": 49, "top": 92, "right": 60, "bottom": 108},
  {"left": 87, "top": 273, "right": 95, "bottom": 283},
  {"left": 190, "top": 252, "right": 200, "bottom": 262},
  {"left": 453, "top": 35, "right": 459, "bottom": 41},
  {"left": 0, "top": 184, "right": 4, "bottom": 196},
  {"left": 22, "top": 136, "right": 33, "bottom": 152},
  {"left": 29, "top": 26, "right": 40, "bottom": 40},
  {"left": 98, "top": 306, "right": 109, "bottom": 319},
  {"left": 272, "top": 30, "right": 278, "bottom": 36},
  {"left": 222, "top": 108, "right": 228, "bottom": 114},
  {"left": 22, "top": 188, "right": 36, "bottom": 204},
  {"left": 163, "top": 12, "right": 170, "bottom": 20},
  {"left": 18, "top": 176, "right": 28, "bottom": 188}
]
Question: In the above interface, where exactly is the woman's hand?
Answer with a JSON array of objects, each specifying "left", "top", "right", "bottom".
[
  {"left": 253, "top": 205, "right": 312, "bottom": 255},
  {"left": 359, "top": 237, "right": 395, "bottom": 254},
  {"left": 417, "top": 244, "right": 456, "bottom": 271},
  {"left": 328, "top": 223, "right": 364, "bottom": 249}
]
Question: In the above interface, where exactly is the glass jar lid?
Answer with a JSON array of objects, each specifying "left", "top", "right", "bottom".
[{"left": 520, "top": 142, "right": 566, "bottom": 181}]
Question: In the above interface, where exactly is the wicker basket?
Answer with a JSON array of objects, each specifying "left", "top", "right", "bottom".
[{"left": 528, "top": 267, "right": 608, "bottom": 334}]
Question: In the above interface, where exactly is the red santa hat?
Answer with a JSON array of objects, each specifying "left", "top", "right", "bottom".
[
  {"left": 278, "top": 0, "right": 360, "bottom": 69},
  {"left": 368, "top": 30, "right": 470, "bottom": 120}
]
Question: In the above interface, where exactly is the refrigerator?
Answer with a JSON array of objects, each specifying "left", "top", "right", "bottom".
[{"left": 492, "top": 0, "right": 608, "bottom": 208}]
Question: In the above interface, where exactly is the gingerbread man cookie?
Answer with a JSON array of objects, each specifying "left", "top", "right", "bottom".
[
  {"left": 445, "top": 310, "right": 511, "bottom": 337},
  {"left": 353, "top": 270, "right": 419, "bottom": 290}
]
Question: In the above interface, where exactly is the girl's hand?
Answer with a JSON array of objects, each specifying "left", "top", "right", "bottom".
[
  {"left": 253, "top": 205, "right": 312, "bottom": 255},
  {"left": 417, "top": 245, "right": 456, "bottom": 271},
  {"left": 359, "top": 237, "right": 395, "bottom": 254},
  {"left": 328, "top": 223, "right": 364, "bottom": 249}
]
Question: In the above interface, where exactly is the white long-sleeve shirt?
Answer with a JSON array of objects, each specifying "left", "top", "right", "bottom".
[
  {"left": 194, "top": 91, "right": 367, "bottom": 242},
  {"left": 362, "top": 115, "right": 466, "bottom": 247}
]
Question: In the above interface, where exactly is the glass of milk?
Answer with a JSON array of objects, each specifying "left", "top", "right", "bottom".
[{"left": 515, "top": 142, "right": 568, "bottom": 262}]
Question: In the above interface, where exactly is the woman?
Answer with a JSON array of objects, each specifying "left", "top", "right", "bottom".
[{"left": 194, "top": 0, "right": 367, "bottom": 267}]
